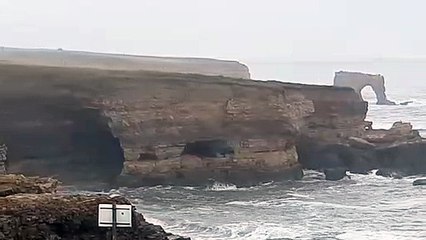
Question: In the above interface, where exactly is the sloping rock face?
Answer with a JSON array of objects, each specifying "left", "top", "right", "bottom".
[
  {"left": 0, "top": 47, "right": 250, "bottom": 79},
  {"left": 0, "top": 63, "right": 368, "bottom": 186},
  {"left": 334, "top": 71, "right": 395, "bottom": 105}
]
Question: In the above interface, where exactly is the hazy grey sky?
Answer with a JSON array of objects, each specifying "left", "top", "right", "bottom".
[{"left": 1, "top": 0, "right": 425, "bottom": 61}]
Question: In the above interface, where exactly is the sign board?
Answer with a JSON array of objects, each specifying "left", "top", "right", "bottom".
[{"left": 98, "top": 204, "right": 132, "bottom": 228}]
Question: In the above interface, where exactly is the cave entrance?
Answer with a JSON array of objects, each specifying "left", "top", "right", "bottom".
[
  {"left": 0, "top": 96, "right": 124, "bottom": 184},
  {"left": 182, "top": 139, "right": 234, "bottom": 158}
]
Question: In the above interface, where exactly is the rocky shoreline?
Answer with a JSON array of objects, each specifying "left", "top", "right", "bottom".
[{"left": 0, "top": 175, "right": 189, "bottom": 240}]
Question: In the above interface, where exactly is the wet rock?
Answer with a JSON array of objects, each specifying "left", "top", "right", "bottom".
[
  {"left": 413, "top": 179, "right": 426, "bottom": 186},
  {"left": 375, "top": 142, "right": 426, "bottom": 175},
  {"left": 298, "top": 143, "right": 376, "bottom": 173},
  {"left": 375, "top": 169, "right": 403, "bottom": 179},
  {"left": 324, "top": 168, "right": 349, "bottom": 181},
  {"left": 399, "top": 101, "right": 413, "bottom": 105}
]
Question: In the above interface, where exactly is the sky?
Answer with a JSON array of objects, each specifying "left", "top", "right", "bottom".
[{"left": 1, "top": 0, "right": 426, "bottom": 62}]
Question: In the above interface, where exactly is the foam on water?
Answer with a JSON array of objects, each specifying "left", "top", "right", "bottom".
[
  {"left": 205, "top": 182, "right": 238, "bottom": 191},
  {"left": 111, "top": 170, "right": 426, "bottom": 240}
]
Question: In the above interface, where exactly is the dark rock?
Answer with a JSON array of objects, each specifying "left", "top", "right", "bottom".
[
  {"left": 0, "top": 194, "right": 190, "bottom": 240},
  {"left": 297, "top": 142, "right": 376, "bottom": 173},
  {"left": 399, "top": 101, "right": 413, "bottom": 105},
  {"left": 324, "top": 168, "right": 349, "bottom": 181},
  {"left": 376, "top": 169, "right": 403, "bottom": 179},
  {"left": 375, "top": 142, "right": 426, "bottom": 175},
  {"left": 413, "top": 179, "right": 426, "bottom": 186},
  {"left": 298, "top": 139, "right": 426, "bottom": 178}
]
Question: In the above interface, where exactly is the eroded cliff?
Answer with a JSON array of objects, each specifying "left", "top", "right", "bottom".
[
  {"left": 0, "top": 47, "right": 250, "bottom": 79},
  {"left": 0, "top": 63, "right": 368, "bottom": 185}
]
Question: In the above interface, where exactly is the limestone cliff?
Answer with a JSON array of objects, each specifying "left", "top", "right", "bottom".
[
  {"left": 0, "top": 47, "right": 250, "bottom": 79},
  {"left": 334, "top": 71, "right": 396, "bottom": 105},
  {"left": 0, "top": 63, "right": 367, "bottom": 186}
]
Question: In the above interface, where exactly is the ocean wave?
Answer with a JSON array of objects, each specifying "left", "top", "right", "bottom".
[
  {"left": 204, "top": 182, "right": 261, "bottom": 192},
  {"left": 205, "top": 182, "right": 239, "bottom": 191},
  {"left": 336, "top": 230, "right": 425, "bottom": 240}
]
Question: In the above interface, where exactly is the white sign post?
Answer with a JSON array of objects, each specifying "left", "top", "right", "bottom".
[{"left": 98, "top": 203, "right": 132, "bottom": 240}]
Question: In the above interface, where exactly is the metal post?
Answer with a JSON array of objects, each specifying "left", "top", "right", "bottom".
[{"left": 112, "top": 203, "right": 117, "bottom": 240}]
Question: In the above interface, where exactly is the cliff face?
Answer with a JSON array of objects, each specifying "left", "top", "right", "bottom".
[
  {"left": 0, "top": 63, "right": 367, "bottom": 185},
  {"left": 0, "top": 47, "right": 250, "bottom": 79}
]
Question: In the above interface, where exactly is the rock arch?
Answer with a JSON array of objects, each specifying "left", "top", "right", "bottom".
[{"left": 334, "top": 71, "right": 395, "bottom": 105}]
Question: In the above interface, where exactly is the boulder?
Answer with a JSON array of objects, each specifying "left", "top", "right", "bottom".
[
  {"left": 413, "top": 179, "right": 426, "bottom": 186},
  {"left": 399, "top": 101, "right": 413, "bottom": 106},
  {"left": 375, "top": 169, "right": 403, "bottom": 179},
  {"left": 324, "top": 168, "right": 349, "bottom": 181}
]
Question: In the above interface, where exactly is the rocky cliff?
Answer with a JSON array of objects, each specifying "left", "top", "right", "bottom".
[
  {"left": 0, "top": 63, "right": 368, "bottom": 186},
  {"left": 334, "top": 71, "right": 395, "bottom": 105},
  {"left": 0, "top": 174, "right": 188, "bottom": 240},
  {"left": 0, "top": 47, "right": 250, "bottom": 79}
]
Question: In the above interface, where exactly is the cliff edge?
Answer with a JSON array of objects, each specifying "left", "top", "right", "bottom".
[
  {"left": 0, "top": 47, "right": 250, "bottom": 79},
  {"left": 0, "top": 63, "right": 368, "bottom": 186}
]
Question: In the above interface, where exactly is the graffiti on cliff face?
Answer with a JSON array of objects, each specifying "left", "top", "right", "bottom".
[{"left": 333, "top": 71, "right": 396, "bottom": 105}]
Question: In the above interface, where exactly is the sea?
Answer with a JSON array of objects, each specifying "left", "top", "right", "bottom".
[{"left": 104, "top": 61, "right": 426, "bottom": 240}]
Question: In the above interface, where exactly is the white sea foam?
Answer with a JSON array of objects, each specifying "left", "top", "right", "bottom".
[{"left": 205, "top": 182, "right": 238, "bottom": 191}]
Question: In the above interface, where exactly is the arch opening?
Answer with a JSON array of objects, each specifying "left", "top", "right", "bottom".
[
  {"left": 360, "top": 85, "right": 376, "bottom": 104},
  {"left": 334, "top": 71, "right": 395, "bottom": 105}
]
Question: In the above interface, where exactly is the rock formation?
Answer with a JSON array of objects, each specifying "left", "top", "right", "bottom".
[
  {"left": 298, "top": 121, "right": 426, "bottom": 176},
  {"left": 413, "top": 179, "right": 426, "bottom": 186},
  {"left": 0, "top": 174, "right": 59, "bottom": 197},
  {"left": 0, "top": 174, "right": 189, "bottom": 239},
  {"left": 0, "top": 63, "right": 367, "bottom": 186},
  {"left": 0, "top": 47, "right": 250, "bottom": 79},
  {"left": 1, "top": 61, "right": 425, "bottom": 185},
  {"left": 334, "top": 71, "right": 396, "bottom": 105}
]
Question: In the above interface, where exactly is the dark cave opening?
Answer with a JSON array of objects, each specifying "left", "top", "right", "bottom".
[
  {"left": 182, "top": 139, "right": 234, "bottom": 158},
  {"left": 0, "top": 96, "right": 124, "bottom": 184}
]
